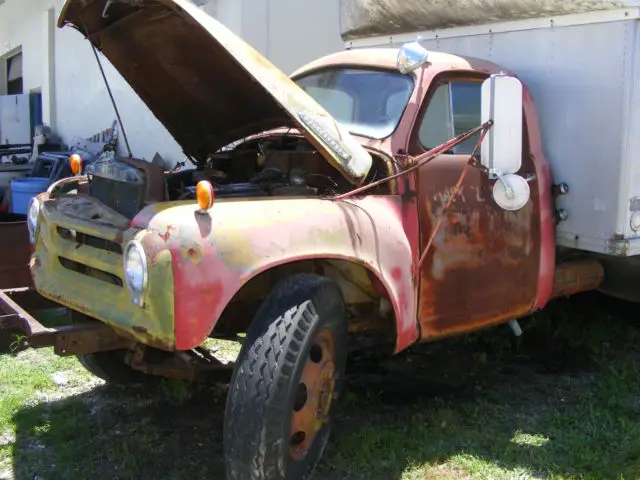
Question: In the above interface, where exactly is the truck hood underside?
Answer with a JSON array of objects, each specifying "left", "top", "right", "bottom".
[{"left": 58, "top": 0, "right": 372, "bottom": 185}]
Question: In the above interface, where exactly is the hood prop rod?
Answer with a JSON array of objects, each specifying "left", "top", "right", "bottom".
[{"left": 90, "top": 43, "right": 133, "bottom": 158}]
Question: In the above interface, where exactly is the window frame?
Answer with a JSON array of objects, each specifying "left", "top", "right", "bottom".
[
  {"left": 409, "top": 72, "right": 488, "bottom": 156},
  {"left": 6, "top": 50, "right": 23, "bottom": 95},
  {"left": 294, "top": 66, "right": 416, "bottom": 141}
]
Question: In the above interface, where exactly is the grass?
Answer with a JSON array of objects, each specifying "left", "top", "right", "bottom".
[{"left": 1, "top": 292, "right": 639, "bottom": 479}]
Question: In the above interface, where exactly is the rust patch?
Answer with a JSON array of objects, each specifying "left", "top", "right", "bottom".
[
  {"left": 416, "top": 154, "right": 541, "bottom": 340},
  {"left": 180, "top": 241, "right": 204, "bottom": 264},
  {"left": 0, "top": 289, "right": 132, "bottom": 356},
  {"left": 202, "top": 282, "right": 221, "bottom": 304},
  {"left": 551, "top": 260, "right": 604, "bottom": 298}
]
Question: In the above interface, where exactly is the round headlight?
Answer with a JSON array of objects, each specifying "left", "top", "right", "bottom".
[
  {"left": 27, "top": 198, "right": 41, "bottom": 244},
  {"left": 123, "top": 240, "right": 148, "bottom": 304}
]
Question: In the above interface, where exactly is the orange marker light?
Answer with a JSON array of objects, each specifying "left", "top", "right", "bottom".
[
  {"left": 196, "top": 180, "right": 215, "bottom": 212},
  {"left": 70, "top": 154, "right": 83, "bottom": 175}
]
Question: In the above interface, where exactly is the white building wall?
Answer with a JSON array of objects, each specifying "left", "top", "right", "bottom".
[
  {"left": 265, "top": 0, "right": 343, "bottom": 75},
  {"left": 53, "top": 14, "right": 184, "bottom": 162},
  {"left": 0, "top": 0, "right": 343, "bottom": 166},
  {"left": 241, "top": 0, "right": 343, "bottom": 74},
  {"left": 0, "top": 0, "right": 48, "bottom": 93}
]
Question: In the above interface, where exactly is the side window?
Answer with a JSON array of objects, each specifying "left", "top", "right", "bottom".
[{"left": 418, "top": 81, "right": 482, "bottom": 155}]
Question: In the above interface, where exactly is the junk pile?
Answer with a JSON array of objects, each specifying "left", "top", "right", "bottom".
[
  {"left": 0, "top": 121, "right": 119, "bottom": 291},
  {"left": 0, "top": 121, "right": 119, "bottom": 215}
]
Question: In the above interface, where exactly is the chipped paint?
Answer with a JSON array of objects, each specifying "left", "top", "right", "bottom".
[
  {"left": 416, "top": 152, "right": 541, "bottom": 340},
  {"left": 22, "top": 41, "right": 558, "bottom": 358},
  {"left": 133, "top": 195, "right": 416, "bottom": 352},
  {"left": 30, "top": 202, "right": 176, "bottom": 350}
]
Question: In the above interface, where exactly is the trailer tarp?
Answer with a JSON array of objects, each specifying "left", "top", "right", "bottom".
[{"left": 340, "top": 0, "right": 639, "bottom": 40}]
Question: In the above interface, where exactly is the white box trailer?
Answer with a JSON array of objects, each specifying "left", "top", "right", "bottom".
[{"left": 342, "top": 1, "right": 640, "bottom": 257}]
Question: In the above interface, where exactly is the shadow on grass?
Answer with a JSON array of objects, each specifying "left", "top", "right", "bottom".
[
  {"left": 9, "top": 292, "right": 640, "bottom": 479},
  {"left": 320, "top": 293, "right": 640, "bottom": 479},
  {"left": 11, "top": 381, "right": 229, "bottom": 479}
]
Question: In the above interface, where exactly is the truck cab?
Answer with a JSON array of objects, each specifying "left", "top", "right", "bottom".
[{"left": 292, "top": 48, "right": 560, "bottom": 341}]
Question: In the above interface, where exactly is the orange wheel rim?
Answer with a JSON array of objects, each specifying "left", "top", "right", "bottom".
[{"left": 289, "top": 328, "right": 336, "bottom": 461}]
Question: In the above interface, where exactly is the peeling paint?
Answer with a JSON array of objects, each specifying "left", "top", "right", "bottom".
[
  {"left": 133, "top": 195, "right": 416, "bottom": 351},
  {"left": 23, "top": 44, "right": 558, "bottom": 358},
  {"left": 416, "top": 153, "right": 540, "bottom": 340},
  {"left": 30, "top": 203, "right": 176, "bottom": 351}
]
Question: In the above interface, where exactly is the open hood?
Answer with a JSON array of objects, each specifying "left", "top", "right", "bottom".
[{"left": 58, "top": 0, "right": 372, "bottom": 185}]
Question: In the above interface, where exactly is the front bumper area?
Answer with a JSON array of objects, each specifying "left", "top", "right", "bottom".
[
  {"left": 0, "top": 288, "right": 130, "bottom": 355},
  {"left": 0, "top": 288, "right": 233, "bottom": 383},
  {"left": 30, "top": 194, "right": 176, "bottom": 351}
]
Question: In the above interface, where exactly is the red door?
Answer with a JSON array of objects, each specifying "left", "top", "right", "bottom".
[{"left": 412, "top": 75, "right": 541, "bottom": 340}]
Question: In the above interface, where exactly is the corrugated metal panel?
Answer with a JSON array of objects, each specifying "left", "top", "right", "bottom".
[{"left": 340, "top": 0, "right": 640, "bottom": 40}]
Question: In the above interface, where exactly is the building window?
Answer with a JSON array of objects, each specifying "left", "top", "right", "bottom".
[{"left": 6, "top": 51, "right": 23, "bottom": 95}]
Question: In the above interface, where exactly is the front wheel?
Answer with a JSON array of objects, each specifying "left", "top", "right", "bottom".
[{"left": 224, "top": 274, "right": 348, "bottom": 480}]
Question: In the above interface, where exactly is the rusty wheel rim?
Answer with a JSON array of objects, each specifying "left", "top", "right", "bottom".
[{"left": 289, "top": 328, "right": 336, "bottom": 461}]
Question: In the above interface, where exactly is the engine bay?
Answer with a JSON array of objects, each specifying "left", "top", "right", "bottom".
[
  {"left": 165, "top": 134, "right": 393, "bottom": 202},
  {"left": 65, "top": 134, "right": 397, "bottom": 220}
]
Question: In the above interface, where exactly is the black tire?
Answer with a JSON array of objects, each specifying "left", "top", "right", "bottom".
[{"left": 224, "top": 274, "right": 348, "bottom": 480}]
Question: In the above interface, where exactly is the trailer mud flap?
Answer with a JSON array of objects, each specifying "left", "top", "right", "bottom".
[{"left": 0, "top": 288, "right": 132, "bottom": 356}]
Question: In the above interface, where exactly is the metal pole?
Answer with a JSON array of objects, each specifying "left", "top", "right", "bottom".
[{"left": 90, "top": 44, "right": 133, "bottom": 158}]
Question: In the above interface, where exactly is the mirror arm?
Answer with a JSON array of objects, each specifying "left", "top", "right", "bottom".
[{"left": 333, "top": 120, "right": 493, "bottom": 200}]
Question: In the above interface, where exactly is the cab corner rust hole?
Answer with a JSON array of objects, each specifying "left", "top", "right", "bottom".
[
  {"left": 309, "top": 344, "right": 323, "bottom": 363},
  {"left": 293, "top": 383, "right": 308, "bottom": 412},
  {"left": 289, "top": 431, "right": 305, "bottom": 447}
]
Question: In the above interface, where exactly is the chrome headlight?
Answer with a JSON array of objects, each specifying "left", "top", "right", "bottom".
[
  {"left": 123, "top": 240, "right": 148, "bottom": 306},
  {"left": 27, "top": 198, "right": 41, "bottom": 244}
]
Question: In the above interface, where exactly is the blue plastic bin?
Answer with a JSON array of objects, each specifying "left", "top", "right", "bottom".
[{"left": 10, "top": 177, "right": 49, "bottom": 215}]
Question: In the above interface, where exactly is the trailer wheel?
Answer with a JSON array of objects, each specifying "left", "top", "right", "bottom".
[{"left": 223, "top": 274, "right": 348, "bottom": 480}]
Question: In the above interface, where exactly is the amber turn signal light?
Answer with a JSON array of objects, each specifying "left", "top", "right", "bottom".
[
  {"left": 196, "top": 180, "right": 215, "bottom": 212},
  {"left": 70, "top": 154, "right": 83, "bottom": 175}
]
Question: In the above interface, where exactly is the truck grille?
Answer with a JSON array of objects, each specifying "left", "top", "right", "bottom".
[
  {"left": 58, "top": 256, "right": 123, "bottom": 286},
  {"left": 89, "top": 175, "right": 144, "bottom": 219},
  {"left": 57, "top": 227, "right": 122, "bottom": 254}
]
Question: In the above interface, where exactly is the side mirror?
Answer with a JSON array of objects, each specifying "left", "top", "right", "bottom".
[
  {"left": 480, "top": 74, "right": 523, "bottom": 177},
  {"left": 397, "top": 41, "right": 429, "bottom": 74}
]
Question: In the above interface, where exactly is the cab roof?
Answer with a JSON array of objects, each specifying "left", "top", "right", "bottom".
[{"left": 291, "top": 47, "right": 512, "bottom": 79}]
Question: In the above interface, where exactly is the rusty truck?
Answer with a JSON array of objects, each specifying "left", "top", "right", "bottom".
[{"left": 2, "top": 0, "right": 639, "bottom": 478}]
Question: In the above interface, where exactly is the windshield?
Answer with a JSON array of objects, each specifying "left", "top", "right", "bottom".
[{"left": 295, "top": 68, "right": 414, "bottom": 139}]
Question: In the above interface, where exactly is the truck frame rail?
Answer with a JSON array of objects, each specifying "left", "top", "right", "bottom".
[{"left": 0, "top": 288, "right": 131, "bottom": 356}]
